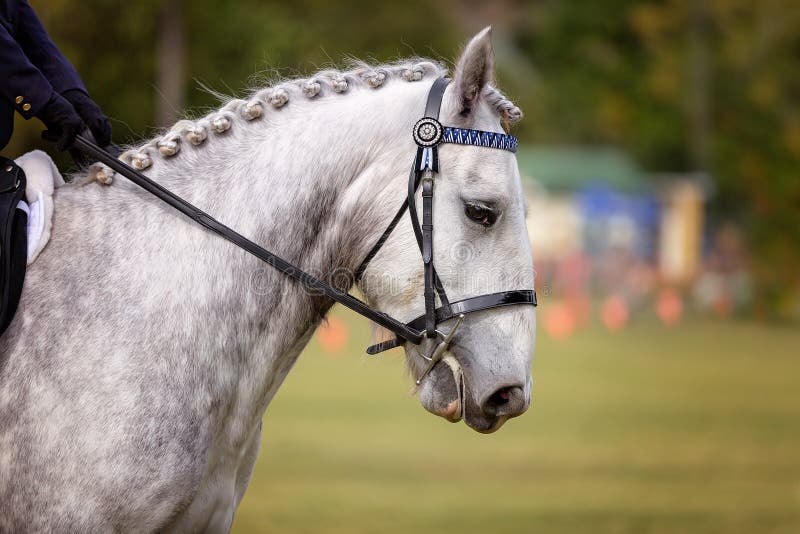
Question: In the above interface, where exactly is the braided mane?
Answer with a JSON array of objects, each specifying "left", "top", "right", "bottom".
[{"left": 88, "top": 59, "right": 522, "bottom": 184}]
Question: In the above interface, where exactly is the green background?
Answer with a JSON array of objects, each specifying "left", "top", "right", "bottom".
[{"left": 231, "top": 307, "right": 800, "bottom": 533}]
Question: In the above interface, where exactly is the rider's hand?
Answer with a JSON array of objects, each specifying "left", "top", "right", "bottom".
[
  {"left": 61, "top": 88, "right": 112, "bottom": 148},
  {"left": 38, "top": 92, "right": 85, "bottom": 151}
]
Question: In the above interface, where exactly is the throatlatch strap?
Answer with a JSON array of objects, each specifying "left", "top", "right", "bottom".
[
  {"left": 353, "top": 197, "right": 408, "bottom": 280},
  {"left": 356, "top": 163, "right": 451, "bottom": 318},
  {"left": 355, "top": 77, "right": 449, "bottom": 280}
]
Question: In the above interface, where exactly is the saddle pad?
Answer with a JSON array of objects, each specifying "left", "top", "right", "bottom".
[{"left": 14, "top": 150, "right": 64, "bottom": 265}]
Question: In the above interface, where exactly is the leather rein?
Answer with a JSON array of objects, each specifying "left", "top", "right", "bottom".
[{"left": 73, "top": 77, "right": 537, "bottom": 384}]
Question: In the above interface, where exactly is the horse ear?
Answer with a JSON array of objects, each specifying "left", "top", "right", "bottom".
[{"left": 451, "top": 26, "right": 495, "bottom": 119}]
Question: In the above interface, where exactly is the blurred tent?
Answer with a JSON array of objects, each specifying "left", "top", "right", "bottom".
[
  {"left": 520, "top": 145, "right": 658, "bottom": 263},
  {"left": 517, "top": 146, "right": 644, "bottom": 194},
  {"left": 521, "top": 144, "right": 722, "bottom": 322}
]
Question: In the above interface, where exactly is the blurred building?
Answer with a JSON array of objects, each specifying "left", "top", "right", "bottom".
[
  {"left": 520, "top": 146, "right": 658, "bottom": 265},
  {"left": 518, "top": 145, "right": 746, "bottom": 320}
]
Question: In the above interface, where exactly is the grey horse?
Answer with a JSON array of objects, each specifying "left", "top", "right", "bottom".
[{"left": 0, "top": 28, "right": 536, "bottom": 531}]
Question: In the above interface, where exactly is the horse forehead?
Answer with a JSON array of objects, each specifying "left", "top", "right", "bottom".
[
  {"left": 445, "top": 104, "right": 518, "bottom": 185},
  {"left": 474, "top": 98, "right": 506, "bottom": 129},
  {"left": 444, "top": 145, "right": 518, "bottom": 195}
]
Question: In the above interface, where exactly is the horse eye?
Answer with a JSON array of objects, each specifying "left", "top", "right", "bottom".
[{"left": 464, "top": 202, "right": 497, "bottom": 227}]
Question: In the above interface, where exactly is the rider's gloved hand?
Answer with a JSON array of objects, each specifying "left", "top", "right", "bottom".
[
  {"left": 38, "top": 92, "right": 85, "bottom": 151},
  {"left": 61, "top": 88, "right": 112, "bottom": 148}
]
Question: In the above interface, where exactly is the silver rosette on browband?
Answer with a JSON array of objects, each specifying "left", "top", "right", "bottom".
[{"left": 412, "top": 117, "right": 443, "bottom": 148}]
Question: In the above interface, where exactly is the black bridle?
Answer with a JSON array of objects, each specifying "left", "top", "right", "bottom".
[
  {"left": 73, "top": 77, "right": 536, "bottom": 383},
  {"left": 355, "top": 78, "right": 537, "bottom": 363}
]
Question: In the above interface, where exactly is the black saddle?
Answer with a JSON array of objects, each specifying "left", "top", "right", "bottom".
[{"left": 0, "top": 155, "right": 27, "bottom": 336}]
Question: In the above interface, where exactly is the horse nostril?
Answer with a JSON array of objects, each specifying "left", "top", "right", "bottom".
[{"left": 482, "top": 386, "right": 526, "bottom": 417}]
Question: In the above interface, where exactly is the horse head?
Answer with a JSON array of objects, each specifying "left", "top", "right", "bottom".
[{"left": 359, "top": 28, "right": 536, "bottom": 433}]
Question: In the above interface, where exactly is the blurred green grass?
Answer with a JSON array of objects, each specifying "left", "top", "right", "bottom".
[{"left": 231, "top": 309, "right": 800, "bottom": 534}]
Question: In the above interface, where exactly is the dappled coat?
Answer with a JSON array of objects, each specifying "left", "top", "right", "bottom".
[{"left": 0, "top": 0, "right": 86, "bottom": 149}]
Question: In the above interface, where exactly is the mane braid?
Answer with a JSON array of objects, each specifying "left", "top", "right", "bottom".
[{"left": 86, "top": 59, "right": 521, "bottom": 184}]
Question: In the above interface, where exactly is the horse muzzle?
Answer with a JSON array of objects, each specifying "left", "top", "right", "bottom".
[{"left": 415, "top": 347, "right": 531, "bottom": 433}]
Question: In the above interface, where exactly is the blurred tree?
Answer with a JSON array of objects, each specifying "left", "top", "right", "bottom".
[
  {"left": 156, "top": 0, "right": 186, "bottom": 126},
  {"left": 508, "top": 0, "right": 800, "bottom": 317},
  {"left": 1, "top": 0, "right": 797, "bottom": 316}
]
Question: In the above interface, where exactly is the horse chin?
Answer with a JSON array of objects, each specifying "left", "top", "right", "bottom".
[
  {"left": 416, "top": 355, "right": 464, "bottom": 423},
  {"left": 461, "top": 393, "right": 511, "bottom": 434}
]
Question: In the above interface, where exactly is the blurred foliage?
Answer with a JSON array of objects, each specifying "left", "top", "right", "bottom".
[
  {"left": 510, "top": 0, "right": 800, "bottom": 317},
  {"left": 4, "top": 0, "right": 799, "bottom": 316},
  {"left": 23, "top": 0, "right": 460, "bottom": 141}
]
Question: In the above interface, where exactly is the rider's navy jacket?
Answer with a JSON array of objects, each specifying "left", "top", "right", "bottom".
[{"left": 0, "top": 0, "right": 87, "bottom": 149}]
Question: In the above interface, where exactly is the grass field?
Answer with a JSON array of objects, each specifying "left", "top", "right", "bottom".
[{"left": 231, "top": 308, "right": 800, "bottom": 533}]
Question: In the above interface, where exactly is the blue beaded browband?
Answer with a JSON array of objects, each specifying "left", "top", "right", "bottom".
[
  {"left": 442, "top": 126, "right": 518, "bottom": 153},
  {"left": 412, "top": 116, "right": 518, "bottom": 155}
]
